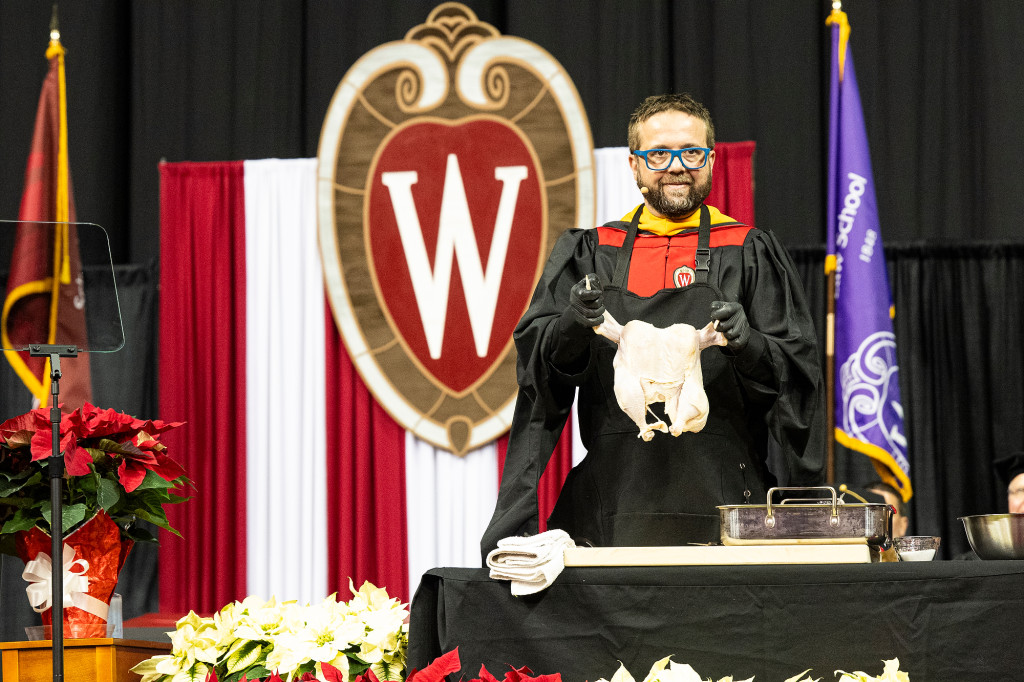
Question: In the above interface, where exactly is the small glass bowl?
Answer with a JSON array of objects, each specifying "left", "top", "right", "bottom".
[{"left": 893, "top": 535, "right": 941, "bottom": 561}]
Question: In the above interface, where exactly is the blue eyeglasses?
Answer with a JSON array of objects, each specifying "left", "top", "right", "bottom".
[{"left": 632, "top": 147, "right": 711, "bottom": 171}]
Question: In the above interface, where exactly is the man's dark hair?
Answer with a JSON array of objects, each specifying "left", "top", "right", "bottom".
[{"left": 627, "top": 93, "right": 716, "bottom": 151}]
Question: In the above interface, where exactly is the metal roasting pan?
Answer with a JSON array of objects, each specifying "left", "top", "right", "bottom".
[{"left": 718, "top": 486, "right": 893, "bottom": 548}]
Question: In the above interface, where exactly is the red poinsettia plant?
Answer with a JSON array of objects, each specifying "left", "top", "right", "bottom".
[{"left": 0, "top": 402, "right": 192, "bottom": 555}]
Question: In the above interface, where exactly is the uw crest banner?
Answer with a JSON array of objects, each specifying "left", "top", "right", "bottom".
[
  {"left": 826, "top": 10, "right": 910, "bottom": 501},
  {"left": 317, "top": 3, "right": 594, "bottom": 455}
]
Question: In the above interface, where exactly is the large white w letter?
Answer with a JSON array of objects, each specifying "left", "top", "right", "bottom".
[{"left": 381, "top": 154, "right": 527, "bottom": 359}]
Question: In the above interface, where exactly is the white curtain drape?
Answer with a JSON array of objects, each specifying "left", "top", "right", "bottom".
[
  {"left": 405, "top": 435, "right": 499, "bottom": 594},
  {"left": 595, "top": 147, "right": 642, "bottom": 224},
  {"left": 244, "top": 158, "right": 328, "bottom": 604}
]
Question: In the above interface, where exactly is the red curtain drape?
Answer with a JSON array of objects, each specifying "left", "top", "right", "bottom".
[
  {"left": 324, "top": 307, "right": 410, "bottom": 603},
  {"left": 708, "top": 141, "right": 756, "bottom": 226},
  {"left": 158, "top": 161, "right": 248, "bottom": 614}
]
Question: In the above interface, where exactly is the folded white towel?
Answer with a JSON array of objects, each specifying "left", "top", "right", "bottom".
[{"left": 486, "top": 529, "right": 576, "bottom": 595}]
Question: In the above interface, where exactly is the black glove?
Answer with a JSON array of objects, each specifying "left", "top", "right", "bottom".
[
  {"left": 566, "top": 274, "right": 605, "bottom": 328},
  {"left": 710, "top": 300, "right": 750, "bottom": 351},
  {"left": 552, "top": 274, "right": 605, "bottom": 368}
]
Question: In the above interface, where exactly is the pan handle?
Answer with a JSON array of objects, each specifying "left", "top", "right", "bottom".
[{"left": 764, "top": 486, "right": 840, "bottom": 529}]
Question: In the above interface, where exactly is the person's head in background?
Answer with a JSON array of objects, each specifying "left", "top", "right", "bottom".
[
  {"left": 993, "top": 451, "right": 1024, "bottom": 514},
  {"left": 865, "top": 481, "right": 909, "bottom": 537}
]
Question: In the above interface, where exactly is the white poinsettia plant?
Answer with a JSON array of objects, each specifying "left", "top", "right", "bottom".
[
  {"left": 595, "top": 655, "right": 909, "bottom": 682},
  {"left": 131, "top": 580, "right": 409, "bottom": 682}
]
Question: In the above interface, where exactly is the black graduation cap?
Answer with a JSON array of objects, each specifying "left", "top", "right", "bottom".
[{"left": 993, "top": 451, "right": 1024, "bottom": 487}]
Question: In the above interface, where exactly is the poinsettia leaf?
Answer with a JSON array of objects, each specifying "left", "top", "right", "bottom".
[
  {"left": 150, "top": 453, "right": 187, "bottom": 482},
  {"left": 0, "top": 429, "right": 37, "bottom": 449},
  {"left": 0, "top": 409, "right": 49, "bottom": 444},
  {"left": 226, "top": 641, "right": 263, "bottom": 674},
  {"left": 64, "top": 445, "right": 94, "bottom": 476},
  {"left": 0, "top": 464, "right": 37, "bottom": 491},
  {"left": 243, "top": 665, "right": 272, "bottom": 681},
  {"left": 76, "top": 471, "right": 99, "bottom": 494},
  {"left": 0, "top": 496, "right": 36, "bottom": 510},
  {"left": 178, "top": 662, "right": 208, "bottom": 682},
  {"left": 135, "top": 492, "right": 171, "bottom": 515},
  {"left": 29, "top": 429, "right": 57, "bottom": 461},
  {"left": 408, "top": 649, "right": 461, "bottom": 682},
  {"left": 39, "top": 501, "right": 88, "bottom": 532},
  {"left": 93, "top": 437, "right": 135, "bottom": 455},
  {"left": 131, "top": 468, "right": 176, "bottom": 492},
  {"left": 167, "top": 491, "right": 193, "bottom": 504},
  {"left": 0, "top": 476, "right": 29, "bottom": 497},
  {"left": 295, "top": 662, "right": 318, "bottom": 678},
  {"left": 133, "top": 507, "right": 180, "bottom": 536},
  {"left": 372, "top": 660, "right": 405, "bottom": 682},
  {"left": 349, "top": 661, "right": 371, "bottom": 677},
  {"left": 97, "top": 476, "right": 121, "bottom": 510},
  {"left": 117, "top": 460, "right": 148, "bottom": 492},
  {"left": 1, "top": 508, "right": 42, "bottom": 534},
  {"left": 477, "top": 666, "right": 501, "bottom": 682},
  {"left": 176, "top": 662, "right": 210, "bottom": 682},
  {"left": 321, "top": 662, "right": 348, "bottom": 682},
  {"left": 62, "top": 502, "right": 89, "bottom": 531}
]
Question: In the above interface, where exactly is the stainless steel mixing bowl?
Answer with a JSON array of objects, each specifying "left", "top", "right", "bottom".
[{"left": 959, "top": 513, "right": 1024, "bottom": 559}]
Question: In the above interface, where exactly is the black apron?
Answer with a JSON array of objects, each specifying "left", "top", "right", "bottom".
[{"left": 547, "top": 205, "right": 771, "bottom": 546}]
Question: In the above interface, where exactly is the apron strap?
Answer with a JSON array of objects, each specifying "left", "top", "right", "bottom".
[
  {"left": 611, "top": 204, "right": 644, "bottom": 289},
  {"left": 695, "top": 204, "right": 711, "bottom": 284},
  {"left": 612, "top": 204, "right": 712, "bottom": 288}
]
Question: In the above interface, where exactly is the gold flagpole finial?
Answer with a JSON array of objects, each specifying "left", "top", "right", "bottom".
[{"left": 49, "top": 3, "right": 60, "bottom": 42}]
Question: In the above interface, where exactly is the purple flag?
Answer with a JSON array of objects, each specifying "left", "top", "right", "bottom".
[{"left": 826, "top": 10, "right": 910, "bottom": 501}]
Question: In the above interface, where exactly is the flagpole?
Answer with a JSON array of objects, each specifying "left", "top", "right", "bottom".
[
  {"left": 826, "top": 270, "right": 836, "bottom": 485},
  {"left": 47, "top": 6, "right": 66, "bottom": 682},
  {"left": 824, "top": 0, "right": 841, "bottom": 486}
]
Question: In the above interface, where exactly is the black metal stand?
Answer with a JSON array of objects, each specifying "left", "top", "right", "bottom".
[{"left": 29, "top": 343, "right": 79, "bottom": 682}]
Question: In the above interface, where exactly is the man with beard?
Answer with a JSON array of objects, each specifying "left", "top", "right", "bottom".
[{"left": 481, "top": 93, "right": 824, "bottom": 556}]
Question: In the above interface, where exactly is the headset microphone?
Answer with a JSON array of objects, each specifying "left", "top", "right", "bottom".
[{"left": 640, "top": 187, "right": 649, "bottom": 194}]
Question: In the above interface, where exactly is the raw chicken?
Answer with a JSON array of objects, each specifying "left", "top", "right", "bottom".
[{"left": 594, "top": 312, "right": 727, "bottom": 441}]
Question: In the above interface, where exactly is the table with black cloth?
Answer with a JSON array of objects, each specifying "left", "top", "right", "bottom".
[{"left": 408, "top": 562, "right": 1024, "bottom": 682}]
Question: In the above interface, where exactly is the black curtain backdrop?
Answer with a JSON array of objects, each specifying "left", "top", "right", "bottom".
[
  {"left": 2, "top": 1, "right": 1024, "bottom": 260},
  {"left": 2, "top": 0, "right": 1024, "bottom": 636}
]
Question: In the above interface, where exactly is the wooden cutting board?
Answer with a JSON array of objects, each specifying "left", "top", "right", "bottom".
[{"left": 563, "top": 542, "right": 874, "bottom": 566}]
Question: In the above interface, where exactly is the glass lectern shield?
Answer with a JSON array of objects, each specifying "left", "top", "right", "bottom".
[
  {"left": 0, "top": 220, "right": 125, "bottom": 670},
  {"left": 1, "top": 220, "right": 124, "bottom": 355}
]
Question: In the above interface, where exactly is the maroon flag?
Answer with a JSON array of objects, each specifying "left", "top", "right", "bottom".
[{"left": 1, "top": 34, "right": 92, "bottom": 410}]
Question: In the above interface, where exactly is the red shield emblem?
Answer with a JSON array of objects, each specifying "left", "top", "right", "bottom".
[
  {"left": 368, "top": 119, "right": 543, "bottom": 394},
  {"left": 317, "top": 3, "right": 594, "bottom": 453},
  {"left": 674, "top": 265, "right": 695, "bottom": 287}
]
